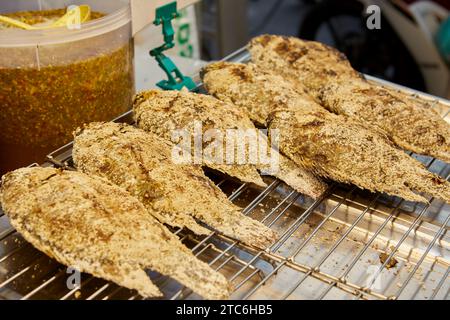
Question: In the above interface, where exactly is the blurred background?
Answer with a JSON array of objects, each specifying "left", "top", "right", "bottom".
[{"left": 195, "top": 0, "right": 450, "bottom": 98}]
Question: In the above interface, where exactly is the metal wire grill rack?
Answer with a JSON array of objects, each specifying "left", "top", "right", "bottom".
[{"left": 1, "top": 49, "right": 449, "bottom": 300}]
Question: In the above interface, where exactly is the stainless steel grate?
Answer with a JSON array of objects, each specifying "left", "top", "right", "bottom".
[{"left": 1, "top": 49, "right": 449, "bottom": 300}]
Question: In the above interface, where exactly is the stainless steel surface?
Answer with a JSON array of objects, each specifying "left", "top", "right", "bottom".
[{"left": 0, "top": 49, "right": 449, "bottom": 300}]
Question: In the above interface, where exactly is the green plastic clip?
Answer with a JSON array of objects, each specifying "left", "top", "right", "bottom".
[{"left": 150, "top": 1, "right": 196, "bottom": 91}]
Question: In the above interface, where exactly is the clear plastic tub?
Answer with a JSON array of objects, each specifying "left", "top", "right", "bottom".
[{"left": 0, "top": 0, "right": 134, "bottom": 174}]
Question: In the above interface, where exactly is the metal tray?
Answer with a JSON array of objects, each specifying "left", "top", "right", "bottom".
[{"left": 0, "top": 48, "right": 449, "bottom": 300}]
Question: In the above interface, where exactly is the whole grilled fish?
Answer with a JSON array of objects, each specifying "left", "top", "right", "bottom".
[
  {"left": 73, "top": 122, "right": 277, "bottom": 249},
  {"left": 134, "top": 89, "right": 265, "bottom": 187},
  {"left": 133, "top": 89, "right": 327, "bottom": 199},
  {"left": 0, "top": 167, "right": 231, "bottom": 299},
  {"left": 248, "top": 34, "right": 450, "bottom": 163},
  {"left": 369, "top": 82, "right": 450, "bottom": 125},
  {"left": 201, "top": 61, "right": 450, "bottom": 203},
  {"left": 202, "top": 62, "right": 305, "bottom": 127}
]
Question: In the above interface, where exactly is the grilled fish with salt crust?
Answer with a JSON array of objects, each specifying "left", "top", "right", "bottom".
[
  {"left": 0, "top": 167, "right": 231, "bottom": 299},
  {"left": 133, "top": 89, "right": 327, "bottom": 199},
  {"left": 201, "top": 61, "right": 450, "bottom": 203},
  {"left": 134, "top": 89, "right": 265, "bottom": 188},
  {"left": 73, "top": 122, "right": 276, "bottom": 249},
  {"left": 249, "top": 34, "right": 450, "bottom": 163},
  {"left": 369, "top": 82, "right": 450, "bottom": 125},
  {"left": 202, "top": 62, "right": 298, "bottom": 127}
]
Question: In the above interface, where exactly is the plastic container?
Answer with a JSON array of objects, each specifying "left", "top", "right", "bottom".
[{"left": 0, "top": 0, "right": 134, "bottom": 174}]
